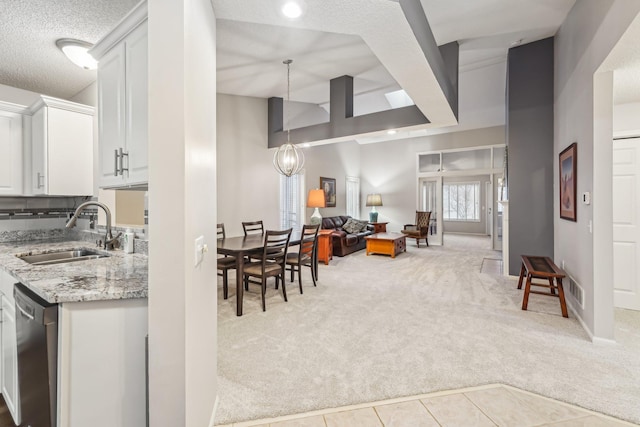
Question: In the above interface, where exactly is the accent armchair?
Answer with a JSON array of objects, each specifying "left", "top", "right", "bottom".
[{"left": 401, "top": 211, "right": 432, "bottom": 247}]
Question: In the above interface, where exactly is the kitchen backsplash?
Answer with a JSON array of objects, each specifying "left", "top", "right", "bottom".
[{"left": 0, "top": 205, "right": 148, "bottom": 255}]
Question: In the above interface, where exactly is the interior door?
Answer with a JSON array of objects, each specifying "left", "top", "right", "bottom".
[
  {"left": 419, "top": 177, "right": 442, "bottom": 245},
  {"left": 485, "top": 181, "right": 493, "bottom": 237},
  {"left": 613, "top": 137, "right": 640, "bottom": 311}
]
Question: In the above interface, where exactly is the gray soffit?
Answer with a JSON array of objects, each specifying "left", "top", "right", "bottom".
[{"left": 268, "top": 75, "right": 430, "bottom": 148}]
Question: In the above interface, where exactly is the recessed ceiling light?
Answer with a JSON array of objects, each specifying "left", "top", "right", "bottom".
[
  {"left": 387, "top": 130, "right": 397, "bottom": 135},
  {"left": 56, "top": 39, "right": 97, "bottom": 70},
  {"left": 282, "top": 1, "right": 303, "bottom": 18}
]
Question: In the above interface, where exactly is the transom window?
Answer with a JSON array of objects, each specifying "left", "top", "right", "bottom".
[{"left": 443, "top": 182, "right": 480, "bottom": 221}]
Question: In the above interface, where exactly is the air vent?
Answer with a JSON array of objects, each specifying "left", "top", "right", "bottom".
[{"left": 567, "top": 275, "right": 584, "bottom": 309}]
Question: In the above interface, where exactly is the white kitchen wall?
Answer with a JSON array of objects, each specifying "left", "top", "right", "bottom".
[
  {"left": 0, "top": 82, "right": 40, "bottom": 106},
  {"left": 555, "top": 0, "right": 640, "bottom": 340}
]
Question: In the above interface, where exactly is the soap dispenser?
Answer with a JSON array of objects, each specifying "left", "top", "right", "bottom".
[{"left": 124, "top": 228, "right": 135, "bottom": 254}]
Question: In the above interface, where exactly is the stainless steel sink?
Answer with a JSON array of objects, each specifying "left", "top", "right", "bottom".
[{"left": 17, "top": 249, "right": 110, "bottom": 266}]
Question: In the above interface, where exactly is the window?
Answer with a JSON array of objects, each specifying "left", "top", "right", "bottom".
[
  {"left": 345, "top": 176, "right": 360, "bottom": 218},
  {"left": 443, "top": 182, "right": 480, "bottom": 221},
  {"left": 280, "top": 172, "right": 305, "bottom": 230}
]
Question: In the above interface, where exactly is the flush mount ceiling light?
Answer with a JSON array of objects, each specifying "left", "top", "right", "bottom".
[
  {"left": 273, "top": 59, "right": 305, "bottom": 177},
  {"left": 281, "top": 1, "right": 303, "bottom": 18},
  {"left": 56, "top": 38, "right": 98, "bottom": 70}
]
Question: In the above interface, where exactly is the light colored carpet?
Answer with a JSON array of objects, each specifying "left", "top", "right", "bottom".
[{"left": 215, "top": 234, "right": 640, "bottom": 425}]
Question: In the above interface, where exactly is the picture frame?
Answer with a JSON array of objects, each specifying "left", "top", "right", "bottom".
[
  {"left": 320, "top": 177, "right": 336, "bottom": 207},
  {"left": 559, "top": 142, "right": 577, "bottom": 221}
]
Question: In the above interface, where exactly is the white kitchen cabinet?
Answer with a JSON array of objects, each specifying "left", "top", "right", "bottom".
[
  {"left": 30, "top": 96, "right": 94, "bottom": 196},
  {"left": 1, "top": 294, "right": 20, "bottom": 426},
  {"left": 0, "top": 102, "right": 25, "bottom": 196},
  {"left": 92, "top": 2, "right": 148, "bottom": 189}
]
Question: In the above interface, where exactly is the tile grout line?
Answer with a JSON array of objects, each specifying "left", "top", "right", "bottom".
[
  {"left": 416, "top": 397, "right": 444, "bottom": 427},
  {"left": 462, "top": 389, "right": 500, "bottom": 427}
]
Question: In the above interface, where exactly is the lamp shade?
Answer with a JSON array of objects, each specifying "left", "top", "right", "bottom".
[
  {"left": 307, "top": 188, "right": 325, "bottom": 225},
  {"left": 307, "top": 189, "right": 326, "bottom": 208},
  {"left": 365, "top": 194, "right": 383, "bottom": 207}
]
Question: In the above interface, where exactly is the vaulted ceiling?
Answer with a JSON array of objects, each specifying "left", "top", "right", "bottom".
[{"left": 2, "top": 0, "right": 637, "bottom": 123}]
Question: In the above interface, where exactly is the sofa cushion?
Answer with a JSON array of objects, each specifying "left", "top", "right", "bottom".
[{"left": 345, "top": 234, "right": 359, "bottom": 246}]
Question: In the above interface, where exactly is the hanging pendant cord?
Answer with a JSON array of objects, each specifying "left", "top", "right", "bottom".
[{"left": 284, "top": 59, "right": 292, "bottom": 144}]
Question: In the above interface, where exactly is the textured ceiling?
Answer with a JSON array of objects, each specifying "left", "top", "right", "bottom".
[
  {"left": 1, "top": 0, "right": 638, "bottom": 115},
  {"left": 0, "top": 0, "right": 139, "bottom": 99}
]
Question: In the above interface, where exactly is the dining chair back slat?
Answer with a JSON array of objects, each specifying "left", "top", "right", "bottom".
[
  {"left": 242, "top": 220, "right": 264, "bottom": 236},
  {"left": 242, "top": 228, "right": 293, "bottom": 311},
  {"left": 216, "top": 223, "right": 235, "bottom": 300},
  {"left": 286, "top": 224, "right": 320, "bottom": 293}
]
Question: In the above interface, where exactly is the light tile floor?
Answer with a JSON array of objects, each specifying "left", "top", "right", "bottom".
[{"left": 217, "top": 384, "right": 638, "bottom": 427}]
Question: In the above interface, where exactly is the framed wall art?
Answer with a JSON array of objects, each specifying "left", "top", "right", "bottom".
[
  {"left": 559, "top": 142, "right": 577, "bottom": 221},
  {"left": 320, "top": 177, "right": 336, "bottom": 207}
]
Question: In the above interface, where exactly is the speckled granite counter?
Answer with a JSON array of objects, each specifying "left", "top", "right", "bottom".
[{"left": 0, "top": 239, "right": 147, "bottom": 303}]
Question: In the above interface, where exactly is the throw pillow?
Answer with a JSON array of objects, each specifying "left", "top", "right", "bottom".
[
  {"left": 342, "top": 218, "right": 361, "bottom": 234},
  {"left": 353, "top": 219, "right": 369, "bottom": 232},
  {"left": 342, "top": 218, "right": 369, "bottom": 233}
]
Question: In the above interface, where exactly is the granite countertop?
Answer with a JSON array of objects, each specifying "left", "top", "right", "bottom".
[{"left": 0, "top": 239, "right": 147, "bottom": 304}]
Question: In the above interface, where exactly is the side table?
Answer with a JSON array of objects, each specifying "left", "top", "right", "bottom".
[
  {"left": 317, "top": 229, "right": 334, "bottom": 265},
  {"left": 369, "top": 222, "right": 389, "bottom": 233}
]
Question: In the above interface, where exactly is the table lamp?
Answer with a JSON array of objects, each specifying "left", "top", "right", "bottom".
[
  {"left": 307, "top": 189, "right": 326, "bottom": 225},
  {"left": 366, "top": 193, "right": 383, "bottom": 222}
]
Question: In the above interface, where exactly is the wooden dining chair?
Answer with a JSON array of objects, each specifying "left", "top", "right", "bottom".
[
  {"left": 286, "top": 224, "right": 319, "bottom": 294},
  {"left": 216, "top": 223, "right": 235, "bottom": 300},
  {"left": 242, "top": 228, "right": 292, "bottom": 312},
  {"left": 242, "top": 220, "right": 264, "bottom": 236}
]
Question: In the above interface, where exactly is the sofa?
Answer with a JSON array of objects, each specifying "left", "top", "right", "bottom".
[{"left": 321, "top": 215, "right": 374, "bottom": 257}]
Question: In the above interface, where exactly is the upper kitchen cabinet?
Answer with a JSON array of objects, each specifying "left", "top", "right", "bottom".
[
  {"left": 0, "top": 102, "right": 26, "bottom": 196},
  {"left": 29, "top": 96, "right": 94, "bottom": 196},
  {"left": 91, "top": 1, "right": 148, "bottom": 189}
]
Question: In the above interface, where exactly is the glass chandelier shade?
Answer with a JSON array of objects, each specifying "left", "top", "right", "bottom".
[{"left": 273, "top": 59, "right": 305, "bottom": 177}]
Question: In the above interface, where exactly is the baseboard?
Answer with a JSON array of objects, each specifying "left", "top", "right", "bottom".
[{"left": 209, "top": 394, "right": 219, "bottom": 427}]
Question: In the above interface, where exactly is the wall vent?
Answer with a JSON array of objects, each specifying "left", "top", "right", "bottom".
[{"left": 567, "top": 275, "right": 584, "bottom": 309}]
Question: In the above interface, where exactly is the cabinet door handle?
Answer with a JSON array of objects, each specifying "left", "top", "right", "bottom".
[
  {"left": 36, "top": 172, "right": 44, "bottom": 189},
  {"left": 120, "top": 148, "right": 129, "bottom": 176},
  {"left": 114, "top": 149, "right": 120, "bottom": 176}
]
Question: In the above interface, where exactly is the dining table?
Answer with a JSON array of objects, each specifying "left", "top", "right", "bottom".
[{"left": 218, "top": 230, "right": 317, "bottom": 316}]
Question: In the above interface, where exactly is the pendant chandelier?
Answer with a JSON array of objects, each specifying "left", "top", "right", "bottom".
[{"left": 273, "top": 59, "right": 305, "bottom": 177}]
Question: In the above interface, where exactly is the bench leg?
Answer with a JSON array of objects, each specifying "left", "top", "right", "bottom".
[
  {"left": 517, "top": 263, "right": 526, "bottom": 289},
  {"left": 556, "top": 278, "right": 569, "bottom": 318},
  {"left": 548, "top": 277, "right": 556, "bottom": 295},
  {"left": 522, "top": 273, "right": 532, "bottom": 311}
]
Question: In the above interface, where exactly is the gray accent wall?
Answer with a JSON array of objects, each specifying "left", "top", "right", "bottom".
[{"left": 507, "top": 37, "right": 555, "bottom": 275}]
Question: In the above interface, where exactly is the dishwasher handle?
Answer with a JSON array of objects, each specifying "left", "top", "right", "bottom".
[{"left": 16, "top": 302, "right": 35, "bottom": 321}]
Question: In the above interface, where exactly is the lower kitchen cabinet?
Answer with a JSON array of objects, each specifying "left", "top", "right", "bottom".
[{"left": 57, "top": 298, "right": 148, "bottom": 426}]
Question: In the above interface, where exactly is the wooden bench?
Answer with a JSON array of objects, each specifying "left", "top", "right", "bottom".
[{"left": 517, "top": 255, "right": 568, "bottom": 318}]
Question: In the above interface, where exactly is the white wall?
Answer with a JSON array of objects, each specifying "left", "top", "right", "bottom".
[
  {"left": 148, "top": 0, "right": 218, "bottom": 425},
  {"left": 555, "top": 0, "right": 640, "bottom": 339},
  {"left": 359, "top": 126, "right": 505, "bottom": 233},
  {"left": 614, "top": 102, "right": 640, "bottom": 135},
  {"left": 0, "top": 83, "right": 41, "bottom": 106},
  {"left": 216, "top": 94, "right": 280, "bottom": 237}
]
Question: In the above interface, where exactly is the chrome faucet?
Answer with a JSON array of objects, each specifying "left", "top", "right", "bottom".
[{"left": 66, "top": 201, "right": 122, "bottom": 250}]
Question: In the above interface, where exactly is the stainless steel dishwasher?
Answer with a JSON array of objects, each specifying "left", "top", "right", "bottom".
[{"left": 14, "top": 283, "right": 58, "bottom": 427}]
